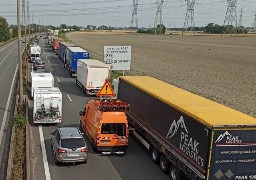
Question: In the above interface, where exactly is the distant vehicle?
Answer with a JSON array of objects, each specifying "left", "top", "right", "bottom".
[
  {"left": 115, "top": 76, "right": 256, "bottom": 180},
  {"left": 76, "top": 59, "right": 110, "bottom": 95},
  {"left": 30, "top": 45, "right": 41, "bottom": 63},
  {"left": 50, "top": 127, "right": 88, "bottom": 165},
  {"left": 79, "top": 99, "right": 129, "bottom": 154},
  {"left": 33, "top": 58, "right": 45, "bottom": 70},
  {"left": 33, "top": 87, "right": 62, "bottom": 124},
  {"left": 52, "top": 38, "right": 63, "bottom": 54},
  {"left": 65, "top": 47, "right": 89, "bottom": 77}
]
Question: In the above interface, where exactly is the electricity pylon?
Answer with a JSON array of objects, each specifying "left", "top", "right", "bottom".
[
  {"left": 182, "top": 0, "right": 196, "bottom": 35},
  {"left": 130, "top": 0, "right": 138, "bottom": 29}
]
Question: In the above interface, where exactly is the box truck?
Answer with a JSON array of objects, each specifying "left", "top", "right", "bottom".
[
  {"left": 65, "top": 47, "right": 89, "bottom": 77},
  {"left": 58, "top": 42, "right": 77, "bottom": 61},
  {"left": 31, "top": 72, "right": 54, "bottom": 98},
  {"left": 52, "top": 38, "right": 63, "bottom": 54},
  {"left": 115, "top": 76, "right": 256, "bottom": 180},
  {"left": 79, "top": 99, "right": 129, "bottom": 154},
  {"left": 30, "top": 45, "right": 41, "bottom": 63},
  {"left": 76, "top": 59, "right": 110, "bottom": 95},
  {"left": 33, "top": 87, "right": 62, "bottom": 124}
]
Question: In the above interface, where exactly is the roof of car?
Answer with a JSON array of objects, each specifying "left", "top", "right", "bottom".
[{"left": 59, "top": 127, "right": 82, "bottom": 139}]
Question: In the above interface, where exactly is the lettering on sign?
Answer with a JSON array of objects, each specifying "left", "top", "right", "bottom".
[{"left": 166, "top": 116, "right": 205, "bottom": 167}]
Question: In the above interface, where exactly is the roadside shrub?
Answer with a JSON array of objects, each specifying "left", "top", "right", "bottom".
[{"left": 13, "top": 115, "right": 26, "bottom": 129}]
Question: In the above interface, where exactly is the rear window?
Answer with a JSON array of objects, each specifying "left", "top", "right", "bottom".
[
  {"left": 101, "top": 123, "right": 126, "bottom": 136},
  {"left": 35, "top": 61, "right": 44, "bottom": 65},
  {"left": 61, "top": 138, "right": 85, "bottom": 149}
]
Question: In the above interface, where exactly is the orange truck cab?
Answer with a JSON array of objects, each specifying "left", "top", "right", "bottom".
[{"left": 79, "top": 99, "right": 129, "bottom": 154}]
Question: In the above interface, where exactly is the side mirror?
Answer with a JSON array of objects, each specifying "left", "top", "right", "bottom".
[{"left": 79, "top": 111, "right": 85, "bottom": 116}]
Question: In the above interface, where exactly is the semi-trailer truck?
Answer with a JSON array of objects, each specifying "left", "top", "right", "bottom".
[
  {"left": 58, "top": 42, "right": 77, "bottom": 61},
  {"left": 76, "top": 59, "right": 110, "bottom": 95},
  {"left": 115, "top": 76, "right": 256, "bottom": 180},
  {"left": 64, "top": 47, "right": 89, "bottom": 77}
]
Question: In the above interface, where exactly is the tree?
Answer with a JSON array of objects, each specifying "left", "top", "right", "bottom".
[
  {"left": 60, "top": 24, "right": 68, "bottom": 29},
  {"left": 155, "top": 24, "right": 166, "bottom": 34},
  {"left": 0, "top": 16, "right": 10, "bottom": 42}
]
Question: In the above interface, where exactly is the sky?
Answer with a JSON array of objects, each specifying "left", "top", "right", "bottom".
[{"left": 1, "top": 0, "right": 256, "bottom": 28}]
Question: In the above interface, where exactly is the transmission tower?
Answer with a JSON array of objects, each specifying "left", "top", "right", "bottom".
[
  {"left": 238, "top": 8, "right": 243, "bottom": 27},
  {"left": 253, "top": 13, "right": 256, "bottom": 31},
  {"left": 223, "top": 0, "right": 238, "bottom": 34},
  {"left": 182, "top": 0, "right": 196, "bottom": 35},
  {"left": 130, "top": 0, "right": 138, "bottom": 29},
  {"left": 154, "top": 0, "right": 164, "bottom": 35}
]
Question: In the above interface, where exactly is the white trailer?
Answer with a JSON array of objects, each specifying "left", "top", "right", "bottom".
[
  {"left": 30, "top": 45, "right": 41, "bottom": 62},
  {"left": 76, "top": 59, "right": 110, "bottom": 95},
  {"left": 31, "top": 72, "right": 54, "bottom": 98},
  {"left": 33, "top": 87, "right": 62, "bottom": 124}
]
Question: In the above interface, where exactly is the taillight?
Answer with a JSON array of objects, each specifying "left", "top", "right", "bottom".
[
  {"left": 80, "top": 148, "right": 88, "bottom": 152},
  {"left": 58, "top": 148, "right": 67, "bottom": 153}
]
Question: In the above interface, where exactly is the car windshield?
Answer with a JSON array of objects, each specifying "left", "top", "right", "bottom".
[
  {"left": 101, "top": 123, "right": 126, "bottom": 136},
  {"left": 61, "top": 138, "right": 85, "bottom": 149}
]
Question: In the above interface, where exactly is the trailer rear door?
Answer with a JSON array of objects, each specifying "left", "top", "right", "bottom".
[{"left": 209, "top": 129, "right": 256, "bottom": 180}]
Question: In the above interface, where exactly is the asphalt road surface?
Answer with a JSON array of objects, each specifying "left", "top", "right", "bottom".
[
  {"left": 30, "top": 37, "right": 169, "bottom": 180},
  {"left": 0, "top": 40, "right": 24, "bottom": 179}
]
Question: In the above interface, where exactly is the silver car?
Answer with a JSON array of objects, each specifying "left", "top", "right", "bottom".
[{"left": 51, "top": 127, "right": 88, "bottom": 165}]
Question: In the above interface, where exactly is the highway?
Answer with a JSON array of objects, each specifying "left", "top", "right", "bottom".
[
  {"left": 0, "top": 40, "right": 23, "bottom": 179},
  {"left": 29, "top": 37, "right": 169, "bottom": 180}
]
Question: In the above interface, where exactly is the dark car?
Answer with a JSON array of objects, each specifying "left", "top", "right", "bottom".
[
  {"left": 51, "top": 127, "right": 88, "bottom": 165},
  {"left": 33, "top": 58, "right": 45, "bottom": 70}
]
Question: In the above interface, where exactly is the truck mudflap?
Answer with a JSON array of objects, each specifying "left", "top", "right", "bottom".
[{"left": 209, "top": 129, "right": 256, "bottom": 180}]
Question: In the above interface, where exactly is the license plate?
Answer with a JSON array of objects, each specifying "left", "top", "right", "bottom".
[
  {"left": 67, "top": 153, "right": 79, "bottom": 157},
  {"left": 101, "top": 140, "right": 110, "bottom": 144}
]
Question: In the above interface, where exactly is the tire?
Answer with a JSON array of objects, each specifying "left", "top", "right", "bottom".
[
  {"left": 169, "top": 165, "right": 180, "bottom": 180},
  {"left": 160, "top": 154, "right": 170, "bottom": 174},
  {"left": 150, "top": 147, "right": 160, "bottom": 163}
]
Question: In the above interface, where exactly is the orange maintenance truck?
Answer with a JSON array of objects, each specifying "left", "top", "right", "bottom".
[{"left": 79, "top": 99, "right": 130, "bottom": 154}]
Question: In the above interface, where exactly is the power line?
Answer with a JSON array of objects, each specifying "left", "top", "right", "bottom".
[
  {"left": 130, "top": 0, "right": 138, "bottom": 29},
  {"left": 182, "top": 0, "right": 196, "bottom": 35}
]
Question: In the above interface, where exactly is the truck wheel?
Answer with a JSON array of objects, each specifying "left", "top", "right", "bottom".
[
  {"left": 169, "top": 165, "right": 180, "bottom": 180},
  {"left": 160, "top": 154, "right": 170, "bottom": 174},
  {"left": 150, "top": 147, "right": 160, "bottom": 163}
]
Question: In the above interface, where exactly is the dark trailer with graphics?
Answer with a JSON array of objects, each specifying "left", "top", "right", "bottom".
[{"left": 117, "top": 76, "right": 256, "bottom": 180}]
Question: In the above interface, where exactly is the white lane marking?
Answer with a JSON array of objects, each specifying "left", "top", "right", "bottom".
[
  {"left": 57, "top": 78, "right": 60, "bottom": 82},
  {"left": 0, "top": 41, "right": 15, "bottom": 52},
  {"left": 1, "top": 48, "right": 16, "bottom": 63},
  {"left": 48, "top": 61, "right": 49, "bottom": 63},
  {"left": 67, "top": 95, "right": 72, "bottom": 101},
  {"left": 39, "top": 126, "right": 51, "bottom": 180},
  {"left": 0, "top": 64, "right": 18, "bottom": 147}
]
